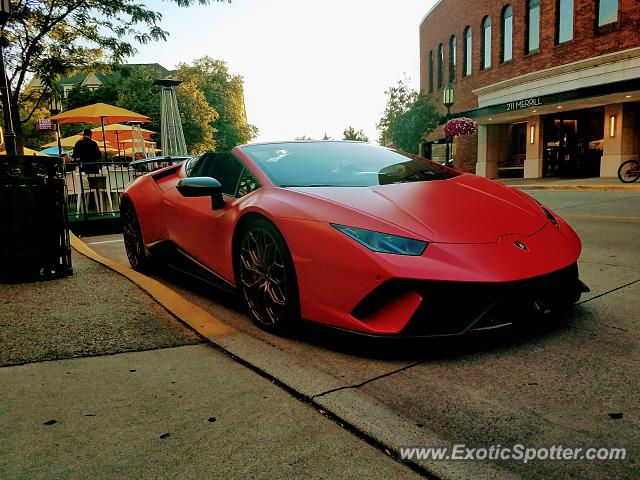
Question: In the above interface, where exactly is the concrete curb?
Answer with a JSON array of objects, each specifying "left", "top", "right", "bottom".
[{"left": 70, "top": 233, "right": 517, "bottom": 480}]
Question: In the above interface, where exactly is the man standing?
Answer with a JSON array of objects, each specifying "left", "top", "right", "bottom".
[{"left": 72, "top": 128, "right": 102, "bottom": 174}]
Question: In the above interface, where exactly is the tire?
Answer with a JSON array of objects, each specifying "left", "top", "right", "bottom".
[
  {"left": 121, "top": 201, "right": 154, "bottom": 272},
  {"left": 236, "top": 218, "right": 300, "bottom": 333},
  {"left": 617, "top": 159, "right": 640, "bottom": 183}
]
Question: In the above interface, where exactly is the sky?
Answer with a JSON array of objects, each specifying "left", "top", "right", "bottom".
[{"left": 130, "top": 0, "right": 437, "bottom": 144}]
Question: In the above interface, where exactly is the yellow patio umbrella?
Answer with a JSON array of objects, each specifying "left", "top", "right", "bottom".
[
  {"left": 24, "top": 147, "right": 50, "bottom": 156},
  {"left": 42, "top": 134, "right": 118, "bottom": 152},
  {"left": 47, "top": 103, "right": 150, "bottom": 125},
  {"left": 92, "top": 123, "right": 155, "bottom": 134},
  {"left": 42, "top": 134, "right": 83, "bottom": 149},
  {"left": 1, "top": 147, "right": 50, "bottom": 156},
  {"left": 121, "top": 146, "right": 161, "bottom": 155},
  {"left": 47, "top": 103, "right": 151, "bottom": 160}
]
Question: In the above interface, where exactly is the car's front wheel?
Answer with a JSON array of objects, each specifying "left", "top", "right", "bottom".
[
  {"left": 236, "top": 219, "right": 300, "bottom": 333},
  {"left": 121, "top": 201, "right": 154, "bottom": 272}
]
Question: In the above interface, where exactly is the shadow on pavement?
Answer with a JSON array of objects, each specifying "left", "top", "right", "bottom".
[{"left": 152, "top": 262, "right": 586, "bottom": 363}]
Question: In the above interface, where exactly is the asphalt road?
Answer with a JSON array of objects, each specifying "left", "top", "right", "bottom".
[{"left": 84, "top": 189, "right": 640, "bottom": 479}]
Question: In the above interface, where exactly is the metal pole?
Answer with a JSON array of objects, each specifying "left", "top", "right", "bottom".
[
  {"left": 445, "top": 138, "right": 450, "bottom": 164},
  {"left": 0, "top": 32, "right": 16, "bottom": 155},
  {"left": 56, "top": 121, "right": 62, "bottom": 156},
  {"left": 100, "top": 117, "right": 108, "bottom": 163}
]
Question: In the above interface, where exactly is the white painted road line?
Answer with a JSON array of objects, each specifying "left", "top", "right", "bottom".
[{"left": 85, "top": 239, "right": 125, "bottom": 245}]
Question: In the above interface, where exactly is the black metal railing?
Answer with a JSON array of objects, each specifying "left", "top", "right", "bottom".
[
  {"left": 63, "top": 156, "right": 190, "bottom": 223},
  {"left": 63, "top": 162, "right": 139, "bottom": 220}
]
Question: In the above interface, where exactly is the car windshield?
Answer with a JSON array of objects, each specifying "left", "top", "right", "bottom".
[{"left": 241, "top": 141, "right": 458, "bottom": 187}]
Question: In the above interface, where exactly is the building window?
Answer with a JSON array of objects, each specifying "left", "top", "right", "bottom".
[
  {"left": 527, "top": 0, "right": 540, "bottom": 53},
  {"left": 502, "top": 5, "right": 513, "bottom": 62},
  {"left": 557, "top": 0, "right": 574, "bottom": 43},
  {"left": 437, "top": 43, "right": 444, "bottom": 88},
  {"left": 598, "top": 0, "right": 618, "bottom": 27},
  {"left": 428, "top": 50, "right": 434, "bottom": 93},
  {"left": 482, "top": 16, "right": 492, "bottom": 69},
  {"left": 449, "top": 36, "right": 457, "bottom": 82},
  {"left": 463, "top": 26, "right": 472, "bottom": 76}
]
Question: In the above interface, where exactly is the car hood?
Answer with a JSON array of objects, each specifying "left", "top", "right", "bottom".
[{"left": 290, "top": 174, "right": 547, "bottom": 243}]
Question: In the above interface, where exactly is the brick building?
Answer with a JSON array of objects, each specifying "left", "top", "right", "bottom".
[{"left": 419, "top": 0, "right": 640, "bottom": 178}]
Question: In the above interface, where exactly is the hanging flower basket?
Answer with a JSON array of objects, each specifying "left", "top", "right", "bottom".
[{"left": 443, "top": 117, "right": 478, "bottom": 138}]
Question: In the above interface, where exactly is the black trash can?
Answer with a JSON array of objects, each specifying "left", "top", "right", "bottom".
[{"left": 0, "top": 154, "right": 73, "bottom": 282}]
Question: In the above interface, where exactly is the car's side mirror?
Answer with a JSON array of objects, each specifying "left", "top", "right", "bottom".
[{"left": 176, "top": 177, "right": 226, "bottom": 210}]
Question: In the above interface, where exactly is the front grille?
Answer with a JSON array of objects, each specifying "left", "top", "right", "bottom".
[{"left": 351, "top": 263, "right": 580, "bottom": 337}]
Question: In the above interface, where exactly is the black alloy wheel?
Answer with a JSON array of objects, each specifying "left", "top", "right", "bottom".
[
  {"left": 121, "top": 201, "right": 153, "bottom": 272},
  {"left": 237, "top": 219, "right": 299, "bottom": 333}
]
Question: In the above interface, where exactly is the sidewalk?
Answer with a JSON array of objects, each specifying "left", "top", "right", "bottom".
[
  {"left": 0, "top": 250, "right": 420, "bottom": 480},
  {"left": 497, "top": 176, "right": 640, "bottom": 190}
]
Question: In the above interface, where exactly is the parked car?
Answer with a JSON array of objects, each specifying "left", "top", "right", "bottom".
[{"left": 121, "top": 141, "right": 588, "bottom": 336}]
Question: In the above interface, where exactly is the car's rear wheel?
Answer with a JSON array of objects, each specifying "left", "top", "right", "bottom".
[
  {"left": 237, "top": 219, "right": 299, "bottom": 333},
  {"left": 121, "top": 201, "right": 154, "bottom": 272}
]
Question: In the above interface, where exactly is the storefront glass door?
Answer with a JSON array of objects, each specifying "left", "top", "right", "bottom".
[{"left": 543, "top": 107, "right": 603, "bottom": 177}]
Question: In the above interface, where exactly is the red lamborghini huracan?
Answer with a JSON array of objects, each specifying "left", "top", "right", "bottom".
[{"left": 121, "top": 141, "right": 588, "bottom": 336}]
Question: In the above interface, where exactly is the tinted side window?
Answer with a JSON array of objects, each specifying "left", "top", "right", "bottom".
[
  {"left": 185, "top": 153, "right": 204, "bottom": 177},
  {"left": 190, "top": 152, "right": 244, "bottom": 196},
  {"left": 236, "top": 168, "right": 260, "bottom": 197}
]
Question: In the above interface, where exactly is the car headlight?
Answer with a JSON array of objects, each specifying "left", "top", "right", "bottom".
[{"left": 331, "top": 224, "right": 428, "bottom": 256}]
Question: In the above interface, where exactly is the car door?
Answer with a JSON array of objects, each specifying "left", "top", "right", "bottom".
[{"left": 163, "top": 152, "right": 247, "bottom": 283}]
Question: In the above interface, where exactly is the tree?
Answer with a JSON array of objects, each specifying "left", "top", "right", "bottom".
[
  {"left": 295, "top": 135, "right": 313, "bottom": 141},
  {"left": 387, "top": 95, "right": 439, "bottom": 154},
  {"left": 65, "top": 84, "right": 119, "bottom": 110},
  {"left": 377, "top": 77, "right": 439, "bottom": 154},
  {"left": 1, "top": 0, "right": 230, "bottom": 151},
  {"left": 376, "top": 77, "right": 418, "bottom": 145},
  {"left": 176, "top": 80, "right": 218, "bottom": 153},
  {"left": 30, "top": 64, "right": 219, "bottom": 154},
  {"left": 175, "top": 57, "right": 257, "bottom": 151},
  {"left": 342, "top": 127, "right": 369, "bottom": 142}
]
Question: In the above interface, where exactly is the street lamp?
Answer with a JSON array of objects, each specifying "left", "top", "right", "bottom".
[
  {"left": 443, "top": 84, "right": 455, "bottom": 116},
  {"left": 48, "top": 92, "right": 63, "bottom": 156},
  {"left": 0, "top": 0, "right": 16, "bottom": 155},
  {"left": 443, "top": 84, "right": 455, "bottom": 165}
]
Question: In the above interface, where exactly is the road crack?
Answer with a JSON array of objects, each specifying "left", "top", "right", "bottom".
[
  {"left": 312, "top": 361, "right": 424, "bottom": 399},
  {"left": 578, "top": 278, "right": 640, "bottom": 305}
]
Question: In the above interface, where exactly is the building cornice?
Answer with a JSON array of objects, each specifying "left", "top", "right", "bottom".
[
  {"left": 420, "top": 0, "right": 446, "bottom": 27},
  {"left": 472, "top": 47, "right": 640, "bottom": 100}
]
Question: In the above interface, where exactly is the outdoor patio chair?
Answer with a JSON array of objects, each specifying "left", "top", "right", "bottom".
[
  {"left": 65, "top": 171, "right": 100, "bottom": 215},
  {"left": 105, "top": 166, "right": 134, "bottom": 209}
]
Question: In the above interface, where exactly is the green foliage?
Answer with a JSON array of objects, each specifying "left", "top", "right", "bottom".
[
  {"left": 377, "top": 78, "right": 439, "bottom": 154},
  {"left": 387, "top": 95, "right": 439, "bottom": 154},
  {"left": 65, "top": 85, "right": 119, "bottom": 110},
  {"left": 2, "top": 0, "right": 230, "bottom": 149},
  {"left": 376, "top": 77, "right": 418, "bottom": 145},
  {"left": 342, "top": 127, "right": 369, "bottom": 142},
  {"left": 20, "top": 103, "right": 56, "bottom": 150},
  {"left": 176, "top": 80, "right": 218, "bottom": 153},
  {"left": 175, "top": 57, "right": 258, "bottom": 151},
  {"left": 295, "top": 135, "right": 313, "bottom": 141},
  {"left": 115, "top": 67, "right": 162, "bottom": 134}
]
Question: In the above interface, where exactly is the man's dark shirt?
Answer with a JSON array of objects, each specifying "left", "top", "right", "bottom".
[{"left": 73, "top": 137, "right": 102, "bottom": 174}]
